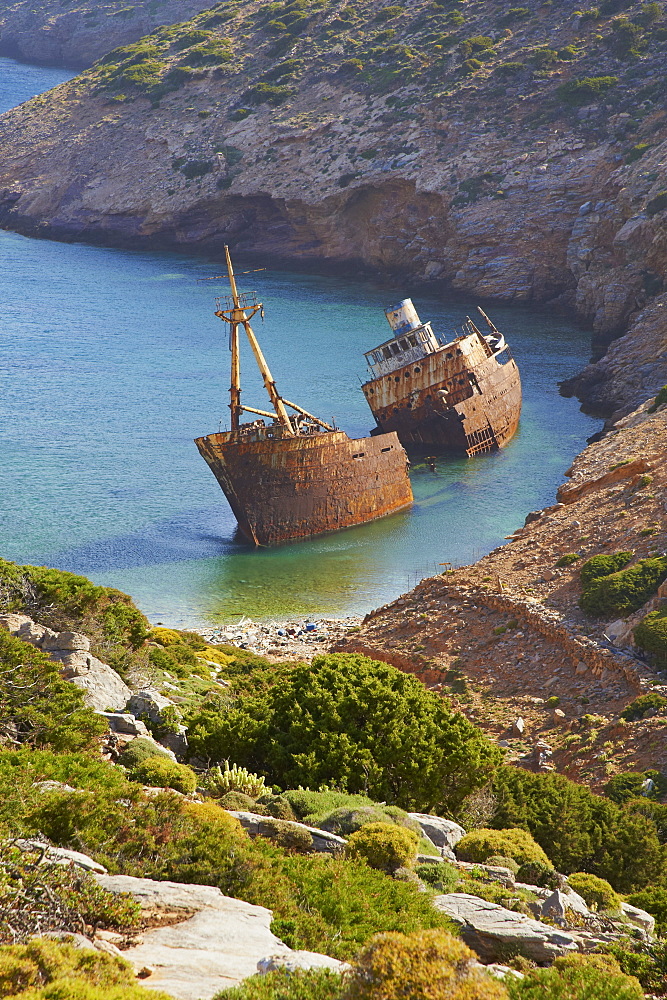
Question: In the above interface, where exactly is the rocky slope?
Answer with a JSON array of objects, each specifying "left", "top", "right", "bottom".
[
  {"left": 0, "top": 0, "right": 666, "bottom": 415},
  {"left": 0, "top": 0, "right": 214, "bottom": 67},
  {"left": 335, "top": 391, "right": 667, "bottom": 789}
]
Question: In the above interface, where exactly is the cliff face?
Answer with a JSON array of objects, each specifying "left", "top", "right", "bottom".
[
  {"left": 0, "top": 0, "right": 212, "bottom": 67},
  {"left": 0, "top": 0, "right": 666, "bottom": 415}
]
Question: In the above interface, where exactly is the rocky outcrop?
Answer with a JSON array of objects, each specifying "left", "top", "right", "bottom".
[
  {"left": 228, "top": 811, "right": 347, "bottom": 855},
  {"left": 94, "top": 874, "right": 344, "bottom": 1000},
  {"left": 0, "top": 613, "right": 130, "bottom": 711},
  {"left": 0, "top": 0, "right": 666, "bottom": 414},
  {"left": 433, "top": 892, "right": 578, "bottom": 964},
  {"left": 408, "top": 813, "right": 465, "bottom": 854}
]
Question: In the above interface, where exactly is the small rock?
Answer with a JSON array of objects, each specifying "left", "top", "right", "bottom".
[
  {"left": 621, "top": 902, "right": 655, "bottom": 937},
  {"left": 257, "top": 952, "right": 349, "bottom": 975},
  {"left": 407, "top": 813, "right": 466, "bottom": 850},
  {"left": 512, "top": 717, "right": 525, "bottom": 736}
]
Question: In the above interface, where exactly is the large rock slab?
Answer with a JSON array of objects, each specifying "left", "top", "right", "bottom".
[
  {"left": 257, "top": 951, "right": 349, "bottom": 974},
  {"left": 228, "top": 811, "right": 347, "bottom": 855},
  {"left": 94, "top": 875, "right": 292, "bottom": 999},
  {"left": 433, "top": 893, "right": 578, "bottom": 964},
  {"left": 15, "top": 838, "right": 107, "bottom": 874},
  {"left": 407, "top": 813, "right": 465, "bottom": 851},
  {"left": 621, "top": 902, "right": 655, "bottom": 938}
]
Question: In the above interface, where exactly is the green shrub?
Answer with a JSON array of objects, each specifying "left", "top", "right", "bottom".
[
  {"left": 546, "top": 696, "right": 560, "bottom": 708},
  {"left": 172, "top": 28, "right": 213, "bottom": 49},
  {"left": 636, "top": 1, "right": 662, "bottom": 24},
  {"left": 460, "top": 34, "right": 493, "bottom": 56},
  {"left": 556, "top": 553, "right": 580, "bottom": 567},
  {"left": 634, "top": 608, "right": 667, "bottom": 664},
  {"left": 0, "top": 559, "right": 149, "bottom": 651},
  {"left": 604, "top": 769, "right": 667, "bottom": 803},
  {"left": 558, "top": 44, "right": 578, "bottom": 59},
  {"left": 495, "top": 61, "right": 525, "bottom": 75},
  {"left": 218, "top": 790, "right": 258, "bottom": 811},
  {"left": 456, "top": 828, "right": 551, "bottom": 867},
  {"left": 346, "top": 929, "right": 508, "bottom": 1000},
  {"left": 345, "top": 823, "right": 419, "bottom": 873},
  {"left": 626, "top": 142, "right": 650, "bottom": 163},
  {"left": 0, "top": 631, "right": 106, "bottom": 753},
  {"left": 580, "top": 551, "right": 634, "bottom": 587},
  {"left": 646, "top": 191, "right": 667, "bottom": 217},
  {"left": 117, "top": 737, "right": 172, "bottom": 768},
  {"left": 580, "top": 556, "right": 667, "bottom": 617},
  {"left": 648, "top": 385, "right": 667, "bottom": 411},
  {"left": 515, "top": 860, "right": 559, "bottom": 889},
  {"left": 529, "top": 46, "right": 558, "bottom": 66},
  {"left": 282, "top": 790, "right": 376, "bottom": 822},
  {"left": 461, "top": 57, "right": 483, "bottom": 73},
  {"left": 558, "top": 75, "right": 618, "bottom": 105},
  {"left": 186, "top": 653, "right": 501, "bottom": 815},
  {"left": 605, "top": 939, "right": 667, "bottom": 994},
  {"left": 376, "top": 5, "right": 405, "bottom": 20},
  {"left": 319, "top": 806, "right": 388, "bottom": 835},
  {"left": 608, "top": 17, "right": 644, "bottom": 57},
  {"left": 258, "top": 818, "right": 313, "bottom": 853},
  {"left": 341, "top": 57, "right": 364, "bottom": 72},
  {"left": 244, "top": 82, "right": 292, "bottom": 105},
  {"left": 414, "top": 862, "right": 459, "bottom": 891},
  {"left": 490, "top": 766, "right": 665, "bottom": 892},
  {"left": 131, "top": 757, "right": 197, "bottom": 794},
  {"left": 501, "top": 8, "right": 530, "bottom": 23},
  {"left": 485, "top": 854, "right": 520, "bottom": 875},
  {"left": 506, "top": 952, "right": 643, "bottom": 1000},
  {"left": 214, "top": 968, "right": 344, "bottom": 1000},
  {"left": 620, "top": 692, "right": 667, "bottom": 721},
  {"left": 0, "top": 938, "right": 174, "bottom": 1000},
  {"left": 567, "top": 872, "right": 621, "bottom": 911}
]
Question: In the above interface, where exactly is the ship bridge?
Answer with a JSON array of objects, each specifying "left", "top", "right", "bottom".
[{"left": 364, "top": 298, "right": 442, "bottom": 378}]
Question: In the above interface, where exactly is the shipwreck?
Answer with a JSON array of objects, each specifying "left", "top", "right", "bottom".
[
  {"left": 195, "top": 249, "right": 413, "bottom": 546},
  {"left": 361, "top": 298, "right": 522, "bottom": 456}
]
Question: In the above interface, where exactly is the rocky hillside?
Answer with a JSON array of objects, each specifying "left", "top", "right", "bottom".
[
  {"left": 0, "top": 0, "right": 214, "bottom": 67},
  {"left": 336, "top": 389, "right": 667, "bottom": 790},
  {"left": 0, "top": 0, "right": 666, "bottom": 416}
]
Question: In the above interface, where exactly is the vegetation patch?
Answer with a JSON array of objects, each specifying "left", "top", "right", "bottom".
[
  {"left": 345, "top": 822, "right": 419, "bottom": 873},
  {"left": 567, "top": 871, "right": 621, "bottom": 911},
  {"left": 456, "top": 827, "right": 551, "bottom": 867},
  {"left": 580, "top": 556, "right": 667, "bottom": 617},
  {"left": 558, "top": 74, "right": 618, "bottom": 105},
  {"left": 620, "top": 692, "right": 667, "bottom": 721}
]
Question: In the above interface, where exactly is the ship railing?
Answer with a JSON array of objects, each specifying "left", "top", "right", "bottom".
[{"left": 215, "top": 290, "right": 260, "bottom": 312}]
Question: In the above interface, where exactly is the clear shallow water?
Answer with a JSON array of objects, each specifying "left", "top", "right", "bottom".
[
  {"left": 0, "top": 63, "right": 601, "bottom": 625},
  {"left": 0, "top": 57, "right": 73, "bottom": 113}
]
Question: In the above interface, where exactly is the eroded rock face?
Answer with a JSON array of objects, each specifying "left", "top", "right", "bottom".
[
  {"left": 433, "top": 892, "right": 578, "bottom": 964},
  {"left": 0, "top": 613, "right": 131, "bottom": 711}
]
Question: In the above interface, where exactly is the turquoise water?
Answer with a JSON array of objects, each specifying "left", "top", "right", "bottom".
[{"left": 0, "top": 62, "right": 601, "bottom": 625}]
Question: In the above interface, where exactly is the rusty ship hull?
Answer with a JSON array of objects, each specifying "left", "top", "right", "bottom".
[
  {"left": 362, "top": 300, "right": 521, "bottom": 457},
  {"left": 195, "top": 425, "right": 413, "bottom": 546}
]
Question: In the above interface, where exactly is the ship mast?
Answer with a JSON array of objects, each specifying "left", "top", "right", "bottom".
[{"left": 216, "top": 246, "right": 295, "bottom": 435}]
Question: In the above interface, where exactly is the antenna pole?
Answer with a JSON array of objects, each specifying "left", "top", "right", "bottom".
[
  {"left": 226, "top": 246, "right": 242, "bottom": 430},
  {"left": 215, "top": 245, "right": 294, "bottom": 435}
]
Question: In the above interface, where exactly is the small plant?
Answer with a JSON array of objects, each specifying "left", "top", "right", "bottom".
[
  {"left": 626, "top": 142, "right": 650, "bottom": 163},
  {"left": 346, "top": 929, "right": 505, "bottom": 1000},
  {"left": 461, "top": 57, "right": 483, "bottom": 73},
  {"left": 580, "top": 555, "right": 667, "bottom": 617},
  {"left": 456, "top": 828, "right": 551, "bottom": 867},
  {"left": 515, "top": 860, "right": 559, "bottom": 889},
  {"left": 558, "top": 75, "right": 618, "bottom": 106},
  {"left": 414, "top": 862, "right": 459, "bottom": 891},
  {"left": 130, "top": 757, "right": 197, "bottom": 794},
  {"left": 203, "top": 762, "right": 267, "bottom": 798},
  {"left": 506, "top": 952, "right": 643, "bottom": 1000},
  {"left": 345, "top": 823, "right": 419, "bottom": 873},
  {"left": 117, "top": 737, "right": 172, "bottom": 769},
  {"left": 580, "top": 551, "right": 634, "bottom": 586},
  {"left": 567, "top": 872, "right": 621, "bottom": 911},
  {"left": 546, "top": 696, "right": 560, "bottom": 708},
  {"left": 648, "top": 385, "right": 667, "bottom": 411},
  {"left": 485, "top": 854, "right": 519, "bottom": 874},
  {"left": 634, "top": 607, "right": 667, "bottom": 665},
  {"left": 556, "top": 553, "right": 580, "bottom": 567},
  {"left": 620, "top": 692, "right": 667, "bottom": 721},
  {"left": 258, "top": 818, "right": 314, "bottom": 852},
  {"left": 215, "top": 968, "right": 344, "bottom": 1000}
]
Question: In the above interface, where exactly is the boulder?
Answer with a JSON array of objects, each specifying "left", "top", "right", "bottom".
[
  {"left": 407, "top": 813, "right": 466, "bottom": 851},
  {"left": 512, "top": 718, "right": 525, "bottom": 736},
  {"left": 433, "top": 893, "right": 578, "bottom": 963},
  {"left": 454, "top": 861, "right": 515, "bottom": 889},
  {"left": 541, "top": 889, "right": 590, "bottom": 922},
  {"left": 15, "top": 838, "right": 107, "bottom": 874},
  {"left": 99, "top": 712, "right": 150, "bottom": 737},
  {"left": 128, "top": 688, "right": 177, "bottom": 726},
  {"left": 257, "top": 952, "right": 349, "bottom": 974},
  {"left": 621, "top": 902, "right": 655, "bottom": 937},
  {"left": 93, "top": 874, "right": 339, "bottom": 1000},
  {"left": 228, "top": 811, "right": 346, "bottom": 855},
  {"left": 64, "top": 655, "right": 131, "bottom": 712},
  {"left": 42, "top": 630, "right": 90, "bottom": 652}
]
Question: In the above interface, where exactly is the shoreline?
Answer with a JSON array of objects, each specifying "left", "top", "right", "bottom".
[{"left": 190, "top": 615, "right": 365, "bottom": 662}]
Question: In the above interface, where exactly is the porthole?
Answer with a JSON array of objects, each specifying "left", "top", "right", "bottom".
[
  {"left": 404, "top": 371, "right": 411, "bottom": 378},
  {"left": 414, "top": 366, "right": 421, "bottom": 374}
]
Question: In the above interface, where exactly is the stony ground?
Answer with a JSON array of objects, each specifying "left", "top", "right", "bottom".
[{"left": 335, "top": 395, "right": 667, "bottom": 790}]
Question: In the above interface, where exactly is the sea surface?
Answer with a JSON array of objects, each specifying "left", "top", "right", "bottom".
[{"left": 0, "top": 60, "right": 601, "bottom": 625}]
